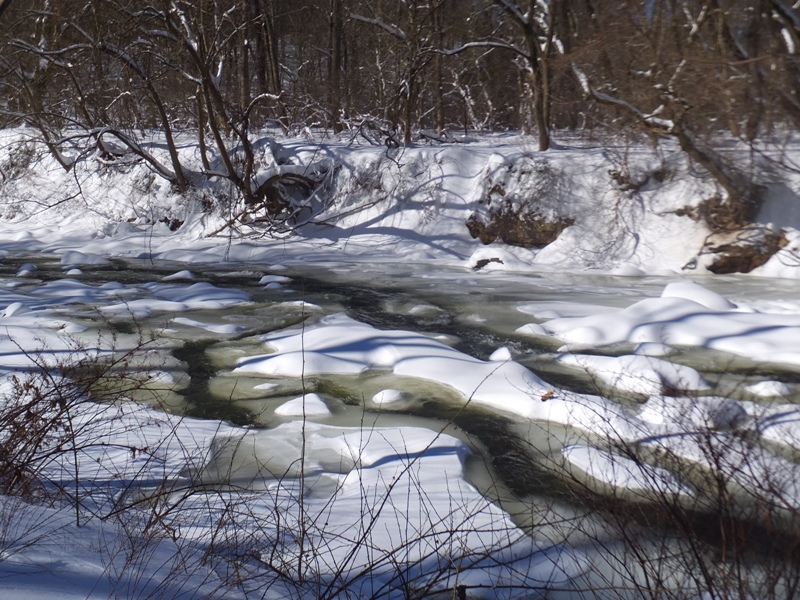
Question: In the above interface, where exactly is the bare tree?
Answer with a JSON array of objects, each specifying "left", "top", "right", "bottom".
[{"left": 567, "top": 0, "right": 777, "bottom": 227}]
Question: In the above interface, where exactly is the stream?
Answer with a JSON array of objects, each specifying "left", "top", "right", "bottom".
[
  {"left": 8, "top": 255, "right": 800, "bottom": 483},
  {"left": 5, "top": 255, "right": 800, "bottom": 596}
]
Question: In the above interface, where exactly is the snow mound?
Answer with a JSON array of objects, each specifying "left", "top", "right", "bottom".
[
  {"left": 489, "top": 346, "right": 512, "bottom": 361},
  {"left": 233, "top": 313, "right": 647, "bottom": 439},
  {"left": 274, "top": 393, "right": 331, "bottom": 416},
  {"left": 640, "top": 396, "right": 747, "bottom": 430},
  {"left": 372, "top": 389, "right": 404, "bottom": 405},
  {"left": 746, "top": 380, "right": 792, "bottom": 397},
  {"left": 563, "top": 444, "right": 692, "bottom": 498},
  {"left": 660, "top": 280, "right": 736, "bottom": 310},
  {"left": 528, "top": 282, "right": 800, "bottom": 366},
  {"left": 171, "top": 317, "right": 246, "bottom": 335},
  {"left": 60, "top": 250, "right": 110, "bottom": 266},
  {"left": 556, "top": 354, "right": 709, "bottom": 396},
  {"left": 162, "top": 269, "right": 194, "bottom": 281}
]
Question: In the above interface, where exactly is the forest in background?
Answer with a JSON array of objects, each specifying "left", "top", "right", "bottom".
[{"left": 1, "top": 0, "right": 799, "bottom": 223}]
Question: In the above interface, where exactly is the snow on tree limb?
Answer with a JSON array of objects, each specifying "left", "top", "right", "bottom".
[
  {"left": 493, "top": 0, "right": 530, "bottom": 27},
  {"left": 441, "top": 40, "right": 528, "bottom": 60},
  {"left": 350, "top": 13, "right": 408, "bottom": 42}
]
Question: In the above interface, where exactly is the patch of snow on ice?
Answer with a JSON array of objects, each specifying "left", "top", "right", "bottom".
[
  {"left": 639, "top": 396, "right": 747, "bottom": 430},
  {"left": 746, "top": 380, "right": 792, "bottom": 397},
  {"left": 515, "top": 322, "right": 548, "bottom": 336},
  {"left": 489, "top": 346, "right": 512, "bottom": 361},
  {"left": 562, "top": 444, "right": 692, "bottom": 497},
  {"left": 171, "top": 316, "right": 246, "bottom": 335},
  {"left": 372, "top": 389, "right": 404, "bottom": 405},
  {"left": 234, "top": 313, "right": 642, "bottom": 438},
  {"left": 16, "top": 263, "right": 36, "bottom": 277},
  {"left": 259, "top": 274, "right": 291, "bottom": 284},
  {"left": 100, "top": 298, "right": 188, "bottom": 317},
  {"left": 60, "top": 250, "right": 110, "bottom": 266},
  {"left": 274, "top": 393, "right": 331, "bottom": 416},
  {"left": 162, "top": 269, "right": 194, "bottom": 281},
  {"left": 145, "top": 281, "right": 251, "bottom": 309},
  {"left": 661, "top": 281, "right": 736, "bottom": 311},
  {"left": 530, "top": 282, "right": 800, "bottom": 366},
  {"left": 253, "top": 382, "right": 278, "bottom": 391},
  {"left": 556, "top": 354, "right": 709, "bottom": 396}
]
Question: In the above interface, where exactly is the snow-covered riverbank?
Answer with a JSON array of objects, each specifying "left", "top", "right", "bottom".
[{"left": 4, "top": 128, "right": 800, "bottom": 277}]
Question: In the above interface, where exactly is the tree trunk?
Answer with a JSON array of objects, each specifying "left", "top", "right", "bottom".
[
  {"left": 433, "top": 1, "right": 444, "bottom": 136},
  {"left": 196, "top": 89, "right": 211, "bottom": 172},
  {"left": 403, "top": 73, "right": 414, "bottom": 144},
  {"left": 257, "top": 0, "right": 288, "bottom": 131},
  {"left": 240, "top": 39, "right": 251, "bottom": 111},
  {"left": 494, "top": 0, "right": 551, "bottom": 151},
  {"left": 329, "top": 0, "right": 344, "bottom": 133},
  {"left": 260, "top": 0, "right": 281, "bottom": 96},
  {"left": 673, "top": 121, "right": 762, "bottom": 227},
  {"left": 531, "top": 71, "right": 550, "bottom": 151}
]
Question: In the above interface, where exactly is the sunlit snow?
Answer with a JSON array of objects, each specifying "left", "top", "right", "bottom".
[{"left": 3, "top": 132, "right": 800, "bottom": 598}]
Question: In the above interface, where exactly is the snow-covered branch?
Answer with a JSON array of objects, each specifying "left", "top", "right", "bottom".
[
  {"left": 589, "top": 87, "right": 674, "bottom": 132},
  {"left": 91, "top": 128, "right": 178, "bottom": 181},
  {"left": 442, "top": 40, "right": 528, "bottom": 59},
  {"left": 350, "top": 13, "right": 408, "bottom": 42},
  {"left": 169, "top": 1, "right": 199, "bottom": 52},
  {"left": 493, "top": 0, "right": 530, "bottom": 27}
]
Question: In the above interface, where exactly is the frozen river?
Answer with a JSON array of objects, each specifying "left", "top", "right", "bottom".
[{"left": 4, "top": 255, "right": 800, "bottom": 598}]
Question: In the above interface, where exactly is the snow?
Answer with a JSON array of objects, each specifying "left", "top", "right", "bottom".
[
  {"left": 162, "top": 269, "right": 195, "bottom": 281},
  {"left": 0, "top": 128, "right": 741, "bottom": 275},
  {"left": 562, "top": 444, "right": 692, "bottom": 498},
  {"left": 16, "top": 263, "right": 36, "bottom": 277},
  {"left": 555, "top": 353, "right": 710, "bottom": 396},
  {"left": 273, "top": 393, "right": 331, "bottom": 416},
  {"left": 188, "top": 420, "right": 589, "bottom": 597},
  {"left": 746, "top": 380, "right": 792, "bottom": 397},
  {"left": 60, "top": 250, "right": 110, "bottom": 267},
  {"left": 5, "top": 130, "right": 800, "bottom": 597},
  {"left": 0, "top": 394, "right": 588, "bottom": 599},
  {"left": 0, "top": 271, "right": 591, "bottom": 597},
  {"left": 639, "top": 395, "right": 747, "bottom": 430},
  {"left": 489, "top": 346, "right": 513, "bottom": 361},
  {"left": 259, "top": 274, "right": 291, "bottom": 284},
  {"left": 525, "top": 283, "right": 800, "bottom": 365},
  {"left": 660, "top": 280, "right": 737, "bottom": 310},
  {"left": 234, "top": 313, "right": 560, "bottom": 415},
  {"left": 171, "top": 316, "right": 246, "bottom": 335},
  {"left": 372, "top": 389, "right": 404, "bottom": 405},
  {"left": 98, "top": 282, "right": 252, "bottom": 317}
]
